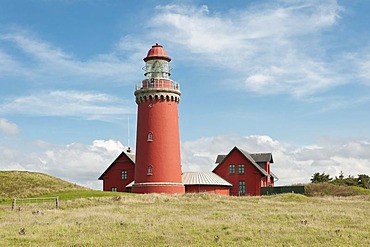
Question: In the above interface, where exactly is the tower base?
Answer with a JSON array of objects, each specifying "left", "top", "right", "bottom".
[{"left": 131, "top": 182, "right": 185, "bottom": 194}]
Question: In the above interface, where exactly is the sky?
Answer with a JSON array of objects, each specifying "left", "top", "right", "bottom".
[{"left": 1, "top": 0, "right": 369, "bottom": 189}]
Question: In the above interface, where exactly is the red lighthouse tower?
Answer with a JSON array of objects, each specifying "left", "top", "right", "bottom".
[{"left": 132, "top": 43, "right": 185, "bottom": 194}]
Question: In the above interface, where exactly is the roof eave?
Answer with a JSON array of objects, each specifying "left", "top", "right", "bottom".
[{"left": 98, "top": 151, "right": 135, "bottom": 180}]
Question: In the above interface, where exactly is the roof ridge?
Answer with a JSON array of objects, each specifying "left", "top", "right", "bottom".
[{"left": 235, "top": 147, "right": 269, "bottom": 176}]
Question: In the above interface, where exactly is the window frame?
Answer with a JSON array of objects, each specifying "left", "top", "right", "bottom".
[
  {"left": 229, "top": 164, "right": 235, "bottom": 174},
  {"left": 147, "top": 165, "right": 153, "bottom": 175},
  {"left": 238, "top": 164, "right": 245, "bottom": 174},
  {"left": 147, "top": 132, "right": 153, "bottom": 142},
  {"left": 239, "top": 181, "right": 246, "bottom": 195},
  {"left": 121, "top": 170, "right": 128, "bottom": 180}
]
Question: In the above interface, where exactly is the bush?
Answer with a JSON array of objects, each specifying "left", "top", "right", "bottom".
[{"left": 305, "top": 183, "right": 370, "bottom": 197}]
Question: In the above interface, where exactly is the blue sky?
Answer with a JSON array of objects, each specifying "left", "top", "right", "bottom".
[{"left": 1, "top": 0, "right": 369, "bottom": 189}]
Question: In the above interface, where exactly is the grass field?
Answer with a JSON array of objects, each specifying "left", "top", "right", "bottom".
[
  {"left": 0, "top": 193, "right": 369, "bottom": 246},
  {"left": 1, "top": 171, "right": 369, "bottom": 246}
]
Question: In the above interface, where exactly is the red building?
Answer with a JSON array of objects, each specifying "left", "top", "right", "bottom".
[
  {"left": 99, "top": 146, "right": 278, "bottom": 195},
  {"left": 182, "top": 172, "right": 231, "bottom": 195},
  {"left": 98, "top": 150, "right": 135, "bottom": 192},
  {"left": 131, "top": 43, "right": 184, "bottom": 194},
  {"left": 213, "top": 146, "right": 278, "bottom": 196}
]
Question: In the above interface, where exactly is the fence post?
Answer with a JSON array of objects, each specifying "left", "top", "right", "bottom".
[
  {"left": 12, "top": 199, "right": 16, "bottom": 211},
  {"left": 56, "top": 196, "right": 59, "bottom": 209}
]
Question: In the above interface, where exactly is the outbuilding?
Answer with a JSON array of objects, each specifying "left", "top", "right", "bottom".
[
  {"left": 98, "top": 150, "right": 135, "bottom": 192},
  {"left": 213, "top": 146, "right": 278, "bottom": 196},
  {"left": 182, "top": 172, "right": 232, "bottom": 195}
]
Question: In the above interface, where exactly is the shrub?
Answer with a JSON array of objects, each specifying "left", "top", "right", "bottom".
[{"left": 305, "top": 183, "right": 370, "bottom": 197}]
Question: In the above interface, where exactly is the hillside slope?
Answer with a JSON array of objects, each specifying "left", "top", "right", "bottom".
[{"left": 0, "top": 171, "right": 88, "bottom": 199}]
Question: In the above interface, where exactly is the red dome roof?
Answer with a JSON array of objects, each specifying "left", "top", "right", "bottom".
[{"left": 144, "top": 43, "right": 171, "bottom": 62}]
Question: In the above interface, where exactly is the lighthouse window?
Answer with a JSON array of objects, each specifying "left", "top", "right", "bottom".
[
  {"left": 147, "top": 132, "right": 153, "bottom": 141},
  {"left": 121, "top": 171, "right": 128, "bottom": 180},
  {"left": 147, "top": 165, "right": 153, "bottom": 175},
  {"left": 229, "top": 164, "right": 235, "bottom": 174}
]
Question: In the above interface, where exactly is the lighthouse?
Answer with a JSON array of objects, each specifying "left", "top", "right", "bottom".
[{"left": 131, "top": 43, "right": 185, "bottom": 194}]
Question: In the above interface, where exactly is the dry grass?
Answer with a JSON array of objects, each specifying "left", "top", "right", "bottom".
[
  {"left": 0, "top": 171, "right": 88, "bottom": 200},
  {"left": 0, "top": 193, "right": 369, "bottom": 246}
]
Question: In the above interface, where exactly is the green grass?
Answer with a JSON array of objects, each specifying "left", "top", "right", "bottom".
[
  {"left": 0, "top": 193, "right": 369, "bottom": 246},
  {"left": 39, "top": 189, "right": 132, "bottom": 201},
  {"left": 0, "top": 171, "right": 134, "bottom": 205},
  {"left": 0, "top": 171, "right": 88, "bottom": 200}
]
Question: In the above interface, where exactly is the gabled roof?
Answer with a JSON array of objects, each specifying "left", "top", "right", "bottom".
[
  {"left": 98, "top": 151, "right": 135, "bottom": 180},
  {"left": 182, "top": 172, "right": 232, "bottom": 186},
  {"left": 213, "top": 146, "right": 269, "bottom": 176},
  {"left": 250, "top": 153, "right": 274, "bottom": 163},
  {"left": 215, "top": 155, "right": 227, "bottom": 164},
  {"left": 216, "top": 152, "right": 273, "bottom": 164}
]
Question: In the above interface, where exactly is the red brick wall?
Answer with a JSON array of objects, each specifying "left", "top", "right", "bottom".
[{"left": 133, "top": 93, "right": 184, "bottom": 194}]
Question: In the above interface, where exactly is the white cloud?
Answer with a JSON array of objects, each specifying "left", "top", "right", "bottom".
[
  {"left": 39, "top": 140, "right": 125, "bottom": 187},
  {"left": 361, "top": 63, "right": 370, "bottom": 79},
  {"left": 357, "top": 53, "right": 370, "bottom": 83},
  {"left": 181, "top": 134, "right": 370, "bottom": 185},
  {"left": 0, "top": 49, "right": 28, "bottom": 77},
  {"left": 149, "top": 1, "right": 350, "bottom": 97},
  {"left": 1, "top": 135, "right": 369, "bottom": 189},
  {"left": 0, "top": 145, "right": 36, "bottom": 171},
  {"left": 0, "top": 139, "right": 126, "bottom": 189},
  {"left": 0, "top": 118, "right": 19, "bottom": 135},
  {"left": 0, "top": 1, "right": 359, "bottom": 98},
  {"left": 0, "top": 90, "right": 134, "bottom": 121},
  {"left": 0, "top": 31, "right": 140, "bottom": 84}
]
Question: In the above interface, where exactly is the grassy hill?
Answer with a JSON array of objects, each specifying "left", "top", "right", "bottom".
[{"left": 0, "top": 171, "right": 88, "bottom": 200}]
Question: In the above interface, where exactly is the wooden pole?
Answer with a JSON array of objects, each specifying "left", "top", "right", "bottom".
[
  {"left": 56, "top": 196, "right": 59, "bottom": 209},
  {"left": 12, "top": 199, "right": 16, "bottom": 211}
]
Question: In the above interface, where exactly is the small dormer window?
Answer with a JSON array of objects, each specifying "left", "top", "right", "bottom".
[
  {"left": 147, "top": 132, "right": 153, "bottom": 141},
  {"left": 147, "top": 165, "right": 153, "bottom": 175}
]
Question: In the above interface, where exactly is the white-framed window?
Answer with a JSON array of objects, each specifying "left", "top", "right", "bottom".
[
  {"left": 121, "top": 170, "right": 127, "bottom": 180},
  {"left": 147, "top": 132, "right": 153, "bottom": 141},
  {"left": 111, "top": 187, "right": 117, "bottom": 192},
  {"left": 238, "top": 164, "right": 245, "bottom": 174},
  {"left": 229, "top": 164, "right": 235, "bottom": 174}
]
